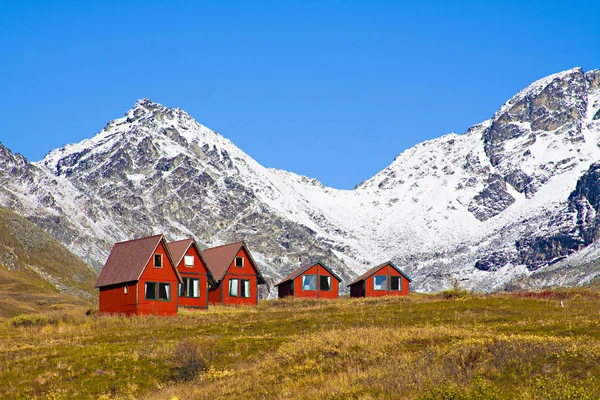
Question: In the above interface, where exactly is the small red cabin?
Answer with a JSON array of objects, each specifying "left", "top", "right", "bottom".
[
  {"left": 203, "top": 241, "right": 266, "bottom": 306},
  {"left": 347, "top": 261, "right": 411, "bottom": 298},
  {"left": 168, "top": 238, "right": 215, "bottom": 310},
  {"left": 95, "top": 234, "right": 182, "bottom": 316},
  {"left": 275, "top": 261, "right": 342, "bottom": 299}
]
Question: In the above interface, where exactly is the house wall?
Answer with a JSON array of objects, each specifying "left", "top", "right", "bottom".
[
  {"left": 364, "top": 264, "right": 410, "bottom": 298},
  {"left": 292, "top": 264, "right": 339, "bottom": 299},
  {"left": 99, "top": 282, "right": 137, "bottom": 315},
  {"left": 277, "top": 281, "right": 293, "bottom": 298},
  {"left": 136, "top": 242, "right": 179, "bottom": 316},
  {"left": 208, "top": 247, "right": 260, "bottom": 306},
  {"left": 208, "top": 284, "right": 222, "bottom": 304},
  {"left": 177, "top": 245, "right": 209, "bottom": 309},
  {"left": 349, "top": 281, "right": 365, "bottom": 298}
]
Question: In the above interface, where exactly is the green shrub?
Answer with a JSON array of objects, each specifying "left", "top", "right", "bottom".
[
  {"left": 168, "top": 338, "right": 215, "bottom": 382},
  {"left": 10, "top": 314, "right": 58, "bottom": 328}
]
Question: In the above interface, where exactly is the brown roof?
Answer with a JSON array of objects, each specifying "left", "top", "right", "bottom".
[
  {"left": 167, "top": 238, "right": 216, "bottom": 286},
  {"left": 95, "top": 234, "right": 181, "bottom": 288},
  {"left": 203, "top": 241, "right": 266, "bottom": 284},
  {"left": 346, "top": 261, "right": 412, "bottom": 287},
  {"left": 168, "top": 238, "right": 195, "bottom": 266},
  {"left": 274, "top": 261, "right": 342, "bottom": 286}
]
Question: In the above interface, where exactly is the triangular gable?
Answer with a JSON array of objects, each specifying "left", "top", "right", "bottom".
[
  {"left": 203, "top": 241, "right": 266, "bottom": 284},
  {"left": 96, "top": 234, "right": 182, "bottom": 288},
  {"left": 168, "top": 238, "right": 216, "bottom": 286},
  {"left": 274, "top": 260, "right": 342, "bottom": 286},
  {"left": 346, "top": 261, "right": 412, "bottom": 287}
]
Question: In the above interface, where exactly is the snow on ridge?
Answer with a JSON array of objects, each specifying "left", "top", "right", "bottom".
[{"left": 496, "top": 67, "right": 584, "bottom": 117}]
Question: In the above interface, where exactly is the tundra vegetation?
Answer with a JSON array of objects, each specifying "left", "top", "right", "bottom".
[{"left": 0, "top": 288, "right": 599, "bottom": 399}]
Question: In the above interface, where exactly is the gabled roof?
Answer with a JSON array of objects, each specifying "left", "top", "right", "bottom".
[
  {"left": 95, "top": 234, "right": 182, "bottom": 288},
  {"left": 274, "top": 260, "right": 342, "bottom": 287},
  {"left": 346, "top": 261, "right": 412, "bottom": 287},
  {"left": 203, "top": 241, "right": 266, "bottom": 284},
  {"left": 167, "top": 238, "right": 216, "bottom": 286}
]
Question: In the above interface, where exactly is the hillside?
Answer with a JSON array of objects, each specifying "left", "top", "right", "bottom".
[
  {"left": 0, "top": 206, "right": 97, "bottom": 317},
  {"left": 0, "top": 291, "right": 599, "bottom": 399},
  {"left": 1, "top": 67, "right": 600, "bottom": 293}
]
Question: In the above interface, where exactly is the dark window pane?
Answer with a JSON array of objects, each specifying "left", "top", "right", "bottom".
[
  {"left": 235, "top": 257, "right": 243, "bottom": 267},
  {"left": 154, "top": 254, "right": 162, "bottom": 267},
  {"left": 391, "top": 276, "right": 400, "bottom": 291},
  {"left": 145, "top": 282, "right": 157, "bottom": 299},
  {"left": 158, "top": 283, "right": 170, "bottom": 301},
  {"left": 320, "top": 276, "right": 331, "bottom": 291},
  {"left": 236, "top": 280, "right": 251, "bottom": 298},
  {"left": 179, "top": 282, "right": 185, "bottom": 296}
]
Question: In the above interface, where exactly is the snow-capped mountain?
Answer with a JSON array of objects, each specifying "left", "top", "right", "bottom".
[{"left": 2, "top": 67, "right": 600, "bottom": 294}]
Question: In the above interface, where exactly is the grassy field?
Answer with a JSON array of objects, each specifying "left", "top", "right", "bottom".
[{"left": 1, "top": 289, "right": 600, "bottom": 399}]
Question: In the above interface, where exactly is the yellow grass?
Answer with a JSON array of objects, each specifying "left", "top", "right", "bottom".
[{"left": 1, "top": 291, "right": 600, "bottom": 399}]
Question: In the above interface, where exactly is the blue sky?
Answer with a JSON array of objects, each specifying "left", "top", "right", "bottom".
[{"left": 2, "top": 1, "right": 600, "bottom": 189}]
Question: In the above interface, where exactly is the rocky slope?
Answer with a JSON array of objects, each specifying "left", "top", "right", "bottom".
[{"left": 2, "top": 67, "right": 600, "bottom": 294}]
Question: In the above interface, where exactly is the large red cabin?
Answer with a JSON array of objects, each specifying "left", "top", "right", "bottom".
[
  {"left": 275, "top": 261, "right": 342, "bottom": 299},
  {"left": 95, "top": 234, "right": 182, "bottom": 316},
  {"left": 203, "top": 241, "right": 266, "bottom": 306},
  {"left": 168, "top": 238, "right": 215, "bottom": 310},
  {"left": 347, "top": 261, "right": 411, "bottom": 298}
]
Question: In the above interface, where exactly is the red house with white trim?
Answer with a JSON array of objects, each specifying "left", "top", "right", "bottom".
[
  {"left": 274, "top": 261, "right": 342, "bottom": 299},
  {"left": 95, "top": 234, "right": 182, "bottom": 316},
  {"left": 203, "top": 241, "right": 266, "bottom": 306},
  {"left": 168, "top": 238, "right": 215, "bottom": 310},
  {"left": 347, "top": 261, "right": 411, "bottom": 298}
]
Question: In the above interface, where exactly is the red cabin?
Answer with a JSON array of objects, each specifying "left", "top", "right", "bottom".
[
  {"left": 168, "top": 238, "right": 215, "bottom": 310},
  {"left": 274, "top": 261, "right": 342, "bottom": 299},
  {"left": 203, "top": 241, "right": 266, "bottom": 306},
  {"left": 95, "top": 234, "right": 182, "bottom": 316},
  {"left": 347, "top": 261, "right": 411, "bottom": 298}
]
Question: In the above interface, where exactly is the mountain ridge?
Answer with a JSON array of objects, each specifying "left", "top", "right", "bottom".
[{"left": 2, "top": 67, "right": 600, "bottom": 294}]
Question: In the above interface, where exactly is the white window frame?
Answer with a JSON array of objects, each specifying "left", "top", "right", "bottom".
[
  {"left": 235, "top": 257, "right": 244, "bottom": 268},
  {"left": 184, "top": 255, "right": 194, "bottom": 267},
  {"left": 124, "top": 285, "right": 129, "bottom": 295}
]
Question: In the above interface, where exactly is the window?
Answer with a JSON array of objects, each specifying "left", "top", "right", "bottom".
[
  {"left": 184, "top": 255, "right": 194, "bottom": 267},
  {"left": 373, "top": 276, "right": 387, "bottom": 290},
  {"left": 302, "top": 275, "right": 316, "bottom": 290},
  {"left": 390, "top": 276, "right": 401, "bottom": 291},
  {"left": 145, "top": 282, "right": 157, "bottom": 299},
  {"left": 154, "top": 254, "right": 162, "bottom": 268},
  {"left": 229, "top": 279, "right": 239, "bottom": 297},
  {"left": 240, "top": 280, "right": 251, "bottom": 298},
  {"left": 179, "top": 278, "right": 200, "bottom": 298},
  {"left": 124, "top": 285, "right": 129, "bottom": 295},
  {"left": 229, "top": 279, "right": 251, "bottom": 298},
  {"left": 235, "top": 257, "right": 244, "bottom": 268},
  {"left": 319, "top": 275, "right": 332, "bottom": 291},
  {"left": 145, "top": 282, "right": 171, "bottom": 301}
]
